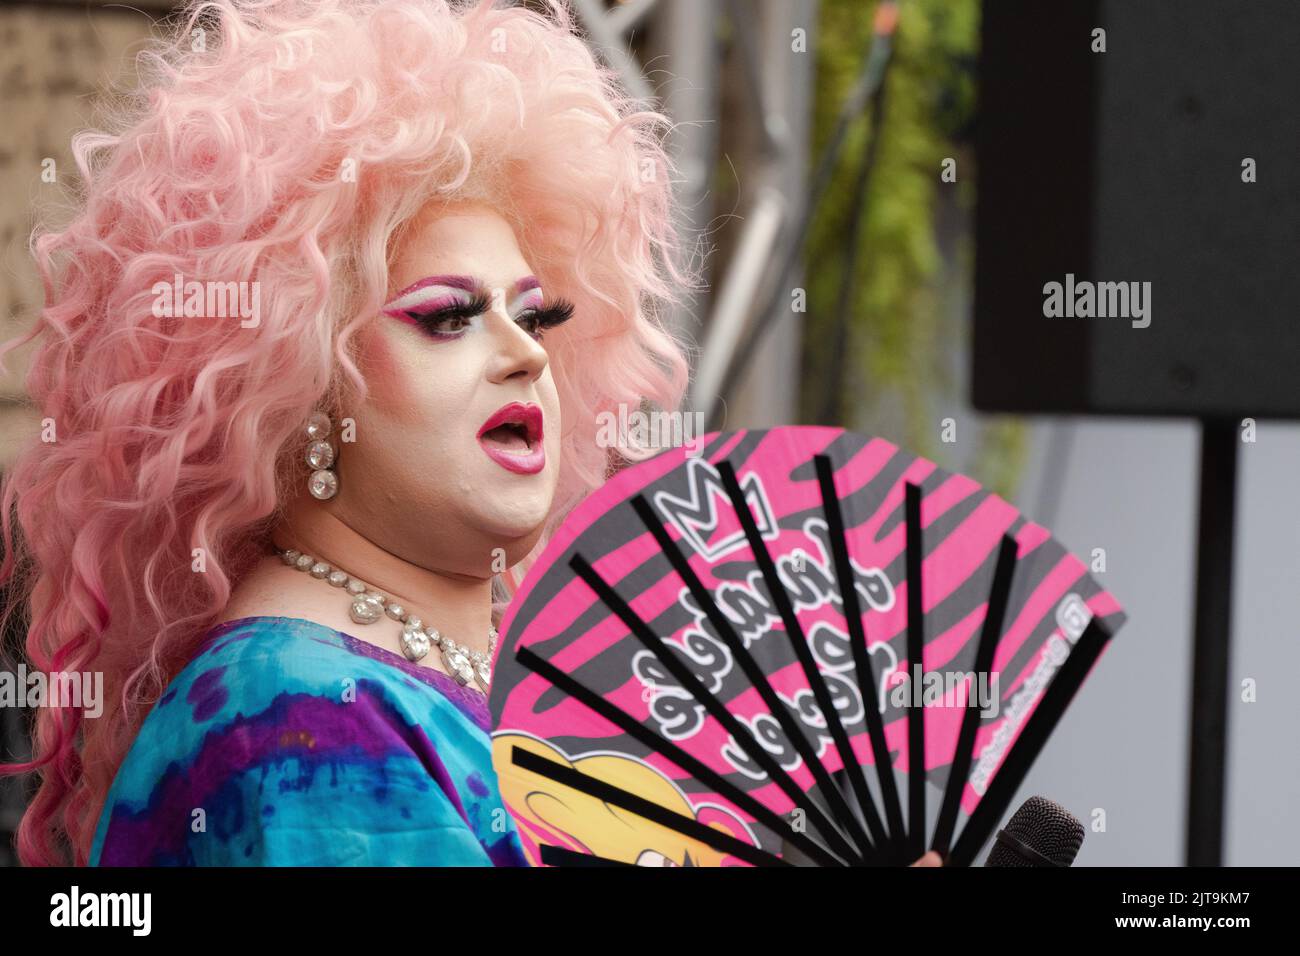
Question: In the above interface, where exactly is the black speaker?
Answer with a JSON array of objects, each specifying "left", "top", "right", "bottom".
[{"left": 973, "top": 0, "right": 1300, "bottom": 419}]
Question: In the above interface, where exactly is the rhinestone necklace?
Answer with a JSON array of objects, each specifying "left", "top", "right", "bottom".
[{"left": 277, "top": 548, "right": 496, "bottom": 693}]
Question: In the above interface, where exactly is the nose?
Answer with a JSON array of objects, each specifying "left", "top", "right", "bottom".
[{"left": 484, "top": 301, "right": 549, "bottom": 386}]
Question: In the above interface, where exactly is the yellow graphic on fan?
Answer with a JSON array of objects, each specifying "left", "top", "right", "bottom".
[{"left": 493, "top": 733, "right": 759, "bottom": 866}]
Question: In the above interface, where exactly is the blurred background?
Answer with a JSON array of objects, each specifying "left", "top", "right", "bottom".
[{"left": 1, "top": 0, "right": 1296, "bottom": 866}]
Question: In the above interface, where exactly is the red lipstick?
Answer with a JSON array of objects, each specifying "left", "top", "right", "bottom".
[{"left": 477, "top": 402, "right": 545, "bottom": 475}]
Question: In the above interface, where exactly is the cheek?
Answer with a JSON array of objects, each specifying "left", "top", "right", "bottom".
[
  {"left": 541, "top": 375, "right": 563, "bottom": 459},
  {"left": 354, "top": 326, "right": 481, "bottom": 475},
  {"left": 363, "top": 325, "right": 470, "bottom": 422}
]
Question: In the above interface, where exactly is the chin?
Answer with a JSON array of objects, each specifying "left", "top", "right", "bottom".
[
  {"left": 467, "top": 463, "right": 557, "bottom": 552},
  {"left": 487, "top": 526, "right": 547, "bottom": 570},
  {"left": 475, "top": 503, "right": 551, "bottom": 554},
  {"left": 475, "top": 465, "right": 556, "bottom": 510}
]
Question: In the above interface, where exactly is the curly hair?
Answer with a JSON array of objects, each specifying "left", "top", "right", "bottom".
[{"left": 0, "top": 0, "right": 692, "bottom": 866}]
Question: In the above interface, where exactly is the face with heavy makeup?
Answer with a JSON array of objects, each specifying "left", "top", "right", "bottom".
[{"left": 332, "top": 200, "right": 566, "bottom": 578}]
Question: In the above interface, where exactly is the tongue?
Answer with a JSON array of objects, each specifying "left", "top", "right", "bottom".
[{"left": 483, "top": 424, "right": 529, "bottom": 452}]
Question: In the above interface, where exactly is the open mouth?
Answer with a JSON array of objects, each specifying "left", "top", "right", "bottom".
[
  {"left": 477, "top": 402, "right": 545, "bottom": 474},
  {"left": 479, "top": 419, "right": 535, "bottom": 453}
]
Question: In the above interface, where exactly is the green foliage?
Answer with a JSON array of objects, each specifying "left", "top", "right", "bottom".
[{"left": 801, "top": 0, "right": 1026, "bottom": 498}]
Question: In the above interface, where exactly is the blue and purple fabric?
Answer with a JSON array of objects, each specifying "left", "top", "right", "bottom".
[{"left": 89, "top": 616, "right": 529, "bottom": 866}]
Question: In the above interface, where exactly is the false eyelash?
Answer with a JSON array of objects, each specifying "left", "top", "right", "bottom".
[
  {"left": 521, "top": 298, "right": 576, "bottom": 334},
  {"left": 406, "top": 290, "right": 493, "bottom": 333}
]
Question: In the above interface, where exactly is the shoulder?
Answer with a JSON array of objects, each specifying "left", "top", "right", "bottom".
[
  {"left": 157, "top": 615, "right": 410, "bottom": 722},
  {"left": 161, "top": 615, "right": 487, "bottom": 738},
  {"left": 90, "top": 616, "right": 489, "bottom": 865}
]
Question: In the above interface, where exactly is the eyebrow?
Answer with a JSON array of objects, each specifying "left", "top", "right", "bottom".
[{"left": 388, "top": 274, "right": 540, "bottom": 300}]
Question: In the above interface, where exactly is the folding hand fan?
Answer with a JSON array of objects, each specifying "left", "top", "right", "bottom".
[{"left": 489, "top": 426, "right": 1124, "bottom": 867}]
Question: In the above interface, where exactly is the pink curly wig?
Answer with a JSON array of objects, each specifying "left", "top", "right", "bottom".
[{"left": 0, "top": 0, "right": 693, "bottom": 866}]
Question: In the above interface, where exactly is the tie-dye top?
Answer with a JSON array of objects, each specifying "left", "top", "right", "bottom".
[{"left": 89, "top": 615, "right": 529, "bottom": 866}]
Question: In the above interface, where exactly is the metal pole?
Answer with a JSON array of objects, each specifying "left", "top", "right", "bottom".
[
  {"left": 657, "top": 0, "right": 721, "bottom": 342},
  {"left": 1185, "top": 419, "right": 1238, "bottom": 866},
  {"left": 691, "top": 186, "right": 786, "bottom": 414},
  {"left": 723, "top": 0, "right": 815, "bottom": 426},
  {"left": 570, "top": 0, "right": 656, "bottom": 104}
]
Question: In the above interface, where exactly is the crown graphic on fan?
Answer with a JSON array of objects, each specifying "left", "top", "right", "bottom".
[{"left": 652, "top": 457, "right": 779, "bottom": 562}]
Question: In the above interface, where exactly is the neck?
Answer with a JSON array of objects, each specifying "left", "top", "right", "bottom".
[{"left": 271, "top": 494, "right": 495, "bottom": 652}]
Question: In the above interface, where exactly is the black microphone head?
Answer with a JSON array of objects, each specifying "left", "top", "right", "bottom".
[{"left": 984, "top": 795, "right": 1085, "bottom": 867}]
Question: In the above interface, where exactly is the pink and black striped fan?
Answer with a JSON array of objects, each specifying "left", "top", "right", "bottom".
[{"left": 489, "top": 426, "right": 1124, "bottom": 867}]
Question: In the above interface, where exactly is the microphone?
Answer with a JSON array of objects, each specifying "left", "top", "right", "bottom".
[{"left": 984, "top": 795, "right": 1085, "bottom": 867}]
